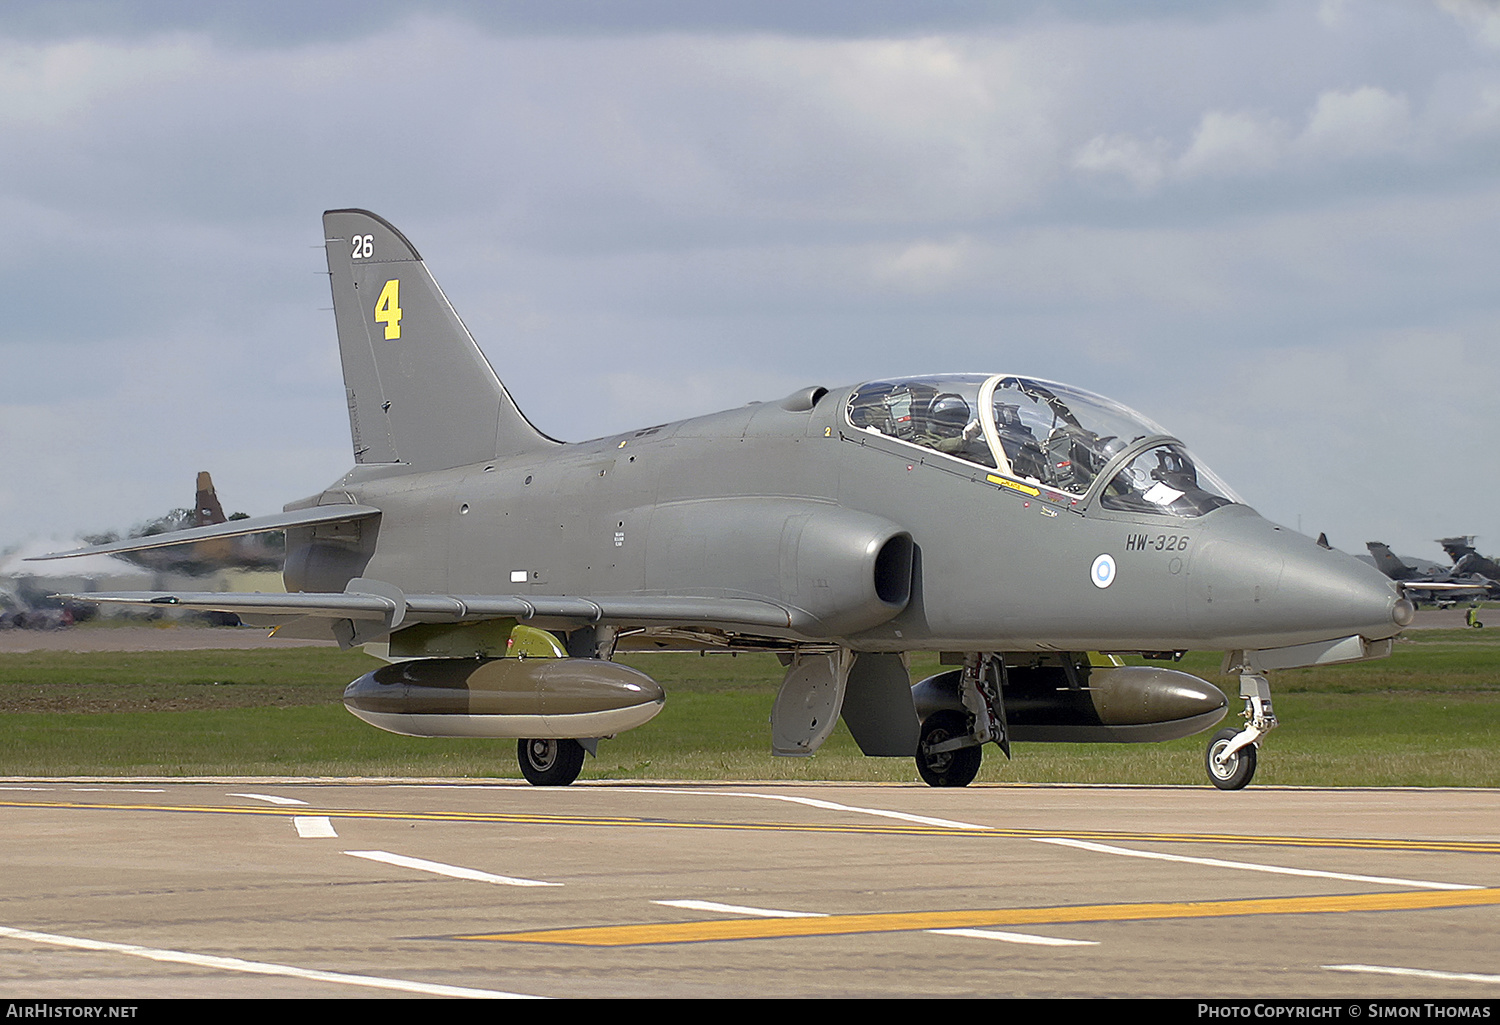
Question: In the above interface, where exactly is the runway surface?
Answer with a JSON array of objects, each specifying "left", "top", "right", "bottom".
[{"left": 0, "top": 780, "right": 1496, "bottom": 999}]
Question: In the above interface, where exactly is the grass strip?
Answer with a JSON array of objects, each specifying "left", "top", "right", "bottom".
[{"left": 0, "top": 634, "right": 1494, "bottom": 785}]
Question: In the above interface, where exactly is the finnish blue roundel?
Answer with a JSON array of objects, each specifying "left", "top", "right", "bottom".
[{"left": 1090, "top": 553, "right": 1116, "bottom": 589}]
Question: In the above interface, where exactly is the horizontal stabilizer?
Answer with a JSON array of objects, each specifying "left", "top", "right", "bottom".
[{"left": 30, "top": 505, "right": 381, "bottom": 562}]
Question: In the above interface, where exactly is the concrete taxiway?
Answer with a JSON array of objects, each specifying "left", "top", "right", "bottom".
[{"left": 0, "top": 780, "right": 1495, "bottom": 999}]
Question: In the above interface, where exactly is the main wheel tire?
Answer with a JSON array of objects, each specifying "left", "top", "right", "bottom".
[
  {"left": 916, "top": 711, "right": 982, "bottom": 787},
  {"left": 1205, "top": 727, "right": 1256, "bottom": 790},
  {"left": 518, "top": 737, "right": 585, "bottom": 786}
]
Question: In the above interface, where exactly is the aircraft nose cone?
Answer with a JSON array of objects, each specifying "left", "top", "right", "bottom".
[
  {"left": 1392, "top": 596, "right": 1416, "bottom": 627},
  {"left": 1275, "top": 539, "right": 1409, "bottom": 641},
  {"left": 1191, "top": 510, "right": 1409, "bottom": 648}
]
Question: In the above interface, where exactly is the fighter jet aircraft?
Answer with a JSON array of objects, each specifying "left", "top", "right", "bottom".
[
  {"left": 1365, "top": 542, "right": 1442, "bottom": 584},
  {"left": 33, "top": 210, "right": 1413, "bottom": 790},
  {"left": 1367, "top": 538, "right": 1500, "bottom": 604},
  {"left": 1437, "top": 536, "right": 1500, "bottom": 591}
]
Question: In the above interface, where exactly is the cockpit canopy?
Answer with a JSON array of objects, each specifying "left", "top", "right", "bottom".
[{"left": 846, "top": 374, "right": 1239, "bottom": 518}]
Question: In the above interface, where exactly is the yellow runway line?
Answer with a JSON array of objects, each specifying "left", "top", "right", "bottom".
[{"left": 462, "top": 888, "right": 1500, "bottom": 947}]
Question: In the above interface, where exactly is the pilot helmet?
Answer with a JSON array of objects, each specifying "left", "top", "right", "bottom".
[{"left": 929, "top": 394, "right": 970, "bottom": 436}]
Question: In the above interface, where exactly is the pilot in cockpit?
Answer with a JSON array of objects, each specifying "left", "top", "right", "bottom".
[{"left": 927, "top": 394, "right": 994, "bottom": 467}]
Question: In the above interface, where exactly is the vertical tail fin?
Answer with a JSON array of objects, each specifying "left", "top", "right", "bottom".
[
  {"left": 1365, "top": 541, "right": 1414, "bottom": 581},
  {"left": 194, "top": 471, "right": 226, "bottom": 526},
  {"left": 322, "top": 209, "right": 556, "bottom": 472}
]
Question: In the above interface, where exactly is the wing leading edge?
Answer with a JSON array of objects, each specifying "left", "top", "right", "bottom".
[
  {"left": 60, "top": 578, "right": 813, "bottom": 648},
  {"left": 28, "top": 505, "right": 382, "bottom": 562}
]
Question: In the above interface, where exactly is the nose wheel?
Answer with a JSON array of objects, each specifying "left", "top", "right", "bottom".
[
  {"left": 1205, "top": 728, "right": 1257, "bottom": 790},
  {"left": 1204, "top": 670, "right": 1274, "bottom": 790},
  {"left": 518, "top": 737, "right": 585, "bottom": 786}
]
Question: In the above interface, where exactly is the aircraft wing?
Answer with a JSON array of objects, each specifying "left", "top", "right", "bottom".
[
  {"left": 28, "top": 505, "right": 382, "bottom": 561},
  {"left": 58, "top": 578, "right": 815, "bottom": 645},
  {"left": 1397, "top": 580, "right": 1489, "bottom": 593}
]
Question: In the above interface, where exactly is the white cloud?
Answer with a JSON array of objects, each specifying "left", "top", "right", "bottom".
[
  {"left": 1296, "top": 85, "right": 1412, "bottom": 158},
  {"left": 683, "top": 33, "right": 1066, "bottom": 222},
  {"left": 1317, "top": 0, "right": 1357, "bottom": 30},
  {"left": 1175, "top": 109, "right": 1288, "bottom": 178},
  {"left": 1071, "top": 133, "right": 1169, "bottom": 190},
  {"left": 1074, "top": 85, "right": 1433, "bottom": 191},
  {"left": 871, "top": 237, "right": 982, "bottom": 292},
  {"left": 0, "top": 34, "right": 203, "bottom": 128},
  {"left": 1438, "top": 0, "right": 1500, "bottom": 50}
]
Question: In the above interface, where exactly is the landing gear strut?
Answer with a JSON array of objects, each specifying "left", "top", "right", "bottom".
[
  {"left": 1205, "top": 671, "right": 1276, "bottom": 790},
  {"left": 518, "top": 737, "right": 585, "bottom": 786}
]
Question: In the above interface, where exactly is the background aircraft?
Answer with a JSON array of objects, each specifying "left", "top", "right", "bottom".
[
  {"left": 1366, "top": 538, "right": 1499, "bottom": 605},
  {"left": 1437, "top": 536, "right": 1500, "bottom": 585},
  {"left": 35, "top": 210, "right": 1412, "bottom": 790},
  {"left": 82, "top": 472, "right": 285, "bottom": 576},
  {"left": 1364, "top": 541, "right": 1443, "bottom": 583}
]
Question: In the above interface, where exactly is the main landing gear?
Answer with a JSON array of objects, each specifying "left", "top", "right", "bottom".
[
  {"left": 1205, "top": 671, "right": 1276, "bottom": 790},
  {"left": 916, "top": 711, "right": 983, "bottom": 787},
  {"left": 518, "top": 737, "right": 586, "bottom": 786},
  {"left": 914, "top": 654, "right": 1007, "bottom": 788},
  {"left": 514, "top": 625, "right": 616, "bottom": 787}
]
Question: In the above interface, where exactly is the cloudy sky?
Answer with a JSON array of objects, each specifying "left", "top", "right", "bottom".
[{"left": 2, "top": 0, "right": 1497, "bottom": 566}]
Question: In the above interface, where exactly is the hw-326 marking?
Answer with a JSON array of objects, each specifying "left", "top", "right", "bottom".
[{"left": 1125, "top": 533, "right": 1190, "bottom": 552}]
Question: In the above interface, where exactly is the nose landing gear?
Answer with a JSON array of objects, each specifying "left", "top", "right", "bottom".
[{"left": 1205, "top": 671, "right": 1275, "bottom": 790}]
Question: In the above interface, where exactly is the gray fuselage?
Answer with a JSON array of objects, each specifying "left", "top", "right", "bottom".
[{"left": 289, "top": 385, "right": 1406, "bottom": 657}]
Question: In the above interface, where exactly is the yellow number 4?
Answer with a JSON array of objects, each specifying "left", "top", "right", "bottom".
[{"left": 374, "top": 278, "right": 402, "bottom": 340}]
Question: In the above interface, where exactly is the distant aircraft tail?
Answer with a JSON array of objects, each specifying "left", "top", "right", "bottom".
[
  {"left": 322, "top": 209, "right": 557, "bottom": 472},
  {"left": 194, "top": 471, "right": 226, "bottom": 527},
  {"left": 1365, "top": 541, "right": 1414, "bottom": 581},
  {"left": 1437, "top": 536, "right": 1478, "bottom": 564}
]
